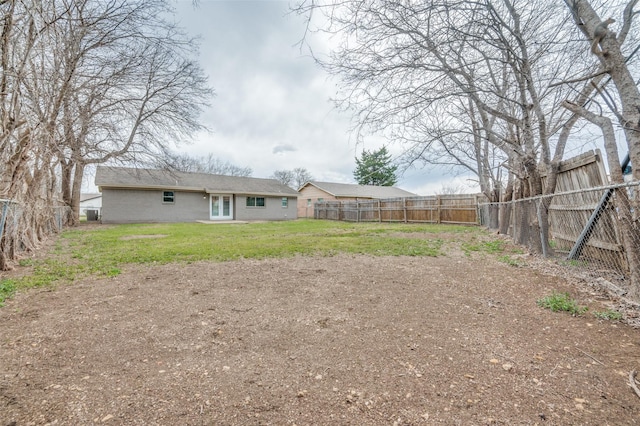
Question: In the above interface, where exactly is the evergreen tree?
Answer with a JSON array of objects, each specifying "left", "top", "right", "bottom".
[{"left": 353, "top": 147, "right": 398, "bottom": 186}]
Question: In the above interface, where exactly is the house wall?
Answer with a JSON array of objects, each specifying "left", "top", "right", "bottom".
[
  {"left": 235, "top": 195, "right": 297, "bottom": 221},
  {"left": 101, "top": 189, "right": 209, "bottom": 223},
  {"left": 297, "top": 186, "right": 361, "bottom": 218},
  {"left": 101, "top": 188, "right": 298, "bottom": 223},
  {"left": 79, "top": 197, "right": 102, "bottom": 215},
  {"left": 297, "top": 186, "right": 334, "bottom": 218}
]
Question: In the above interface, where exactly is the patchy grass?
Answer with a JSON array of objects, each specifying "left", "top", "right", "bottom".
[
  {"left": 498, "top": 255, "right": 526, "bottom": 267},
  {"left": 593, "top": 309, "right": 622, "bottom": 321},
  {"left": 537, "top": 291, "right": 588, "bottom": 316},
  {"left": 0, "top": 279, "right": 16, "bottom": 307},
  {"left": 461, "top": 239, "right": 505, "bottom": 255},
  {"left": 62, "top": 220, "right": 455, "bottom": 267},
  {"left": 2, "top": 220, "right": 499, "bottom": 305}
]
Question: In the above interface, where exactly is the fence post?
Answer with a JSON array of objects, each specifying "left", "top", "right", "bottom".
[
  {"left": 436, "top": 195, "right": 442, "bottom": 224},
  {"left": 474, "top": 195, "right": 480, "bottom": 225},
  {"left": 403, "top": 198, "right": 407, "bottom": 223}
]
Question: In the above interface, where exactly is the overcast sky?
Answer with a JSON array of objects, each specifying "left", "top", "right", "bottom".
[{"left": 144, "top": 0, "right": 481, "bottom": 195}]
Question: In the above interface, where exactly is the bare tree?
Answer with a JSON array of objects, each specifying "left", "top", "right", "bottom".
[
  {"left": 292, "top": 168, "right": 313, "bottom": 189},
  {"left": 157, "top": 152, "right": 252, "bottom": 177},
  {"left": 0, "top": 0, "right": 212, "bottom": 268},
  {"left": 270, "top": 168, "right": 313, "bottom": 189},
  {"left": 270, "top": 170, "right": 295, "bottom": 187},
  {"left": 54, "top": 0, "right": 211, "bottom": 225},
  {"left": 295, "top": 0, "right": 585, "bottom": 253},
  {"left": 0, "top": 1, "right": 68, "bottom": 268},
  {"left": 560, "top": 0, "right": 640, "bottom": 299},
  {"left": 564, "top": 0, "right": 640, "bottom": 182}
]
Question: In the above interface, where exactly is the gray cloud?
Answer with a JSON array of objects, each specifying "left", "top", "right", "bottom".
[{"left": 272, "top": 144, "right": 297, "bottom": 154}]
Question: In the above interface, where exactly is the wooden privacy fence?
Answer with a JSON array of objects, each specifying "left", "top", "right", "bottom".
[
  {"left": 477, "top": 149, "right": 636, "bottom": 276},
  {"left": 314, "top": 194, "right": 483, "bottom": 225},
  {"left": 541, "top": 150, "right": 628, "bottom": 271}
]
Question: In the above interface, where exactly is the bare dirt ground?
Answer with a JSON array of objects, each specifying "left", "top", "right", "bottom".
[{"left": 1, "top": 245, "right": 640, "bottom": 425}]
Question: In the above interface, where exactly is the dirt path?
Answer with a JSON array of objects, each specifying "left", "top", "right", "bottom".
[{"left": 1, "top": 253, "right": 639, "bottom": 425}]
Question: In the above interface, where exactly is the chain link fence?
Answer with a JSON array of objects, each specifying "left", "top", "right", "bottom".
[
  {"left": 0, "top": 199, "right": 22, "bottom": 249},
  {"left": 479, "top": 181, "right": 640, "bottom": 294},
  {"left": 0, "top": 199, "right": 72, "bottom": 265}
]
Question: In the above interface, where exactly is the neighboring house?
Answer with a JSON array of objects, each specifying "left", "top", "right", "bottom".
[
  {"left": 297, "top": 181, "right": 417, "bottom": 218},
  {"left": 95, "top": 166, "right": 298, "bottom": 224},
  {"left": 79, "top": 193, "right": 102, "bottom": 217}
]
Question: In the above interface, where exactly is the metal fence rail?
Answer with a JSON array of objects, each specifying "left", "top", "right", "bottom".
[{"left": 0, "top": 199, "right": 71, "bottom": 266}]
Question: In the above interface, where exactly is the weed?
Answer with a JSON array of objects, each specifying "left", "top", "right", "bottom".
[
  {"left": 593, "top": 309, "right": 622, "bottom": 321},
  {"left": 498, "top": 255, "right": 525, "bottom": 267},
  {"left": 0, "top": 279, "right": 16, "bottom": 307},
  {"left": 537, "top": 291, "right": 588, "bottom": 315},
  {"left": 18, "top": 259, "right": 34, "bottom": 267},
  {"left": 560, "top": 259, "right": 588, "bottom": 268}
]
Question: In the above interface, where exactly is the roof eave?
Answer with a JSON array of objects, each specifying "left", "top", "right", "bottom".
[
  {"left": 98, "top": 184, "right": 208, "bottom": 192},
  {"left": 98, "top": 184, "right": 297, "bottom": 198},
  {"left": 304, "top": 182, "right": 337, "bottom": 197}
]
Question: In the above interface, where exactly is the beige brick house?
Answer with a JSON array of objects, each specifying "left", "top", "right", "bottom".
[{"left": 297, "top": 181, "right": 416, "bottom": 218}]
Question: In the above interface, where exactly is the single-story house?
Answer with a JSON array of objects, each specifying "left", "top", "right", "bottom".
[
  {"left": 95, "top": 166, "right": 299, "bottom": 224},
  {"left": 297, "top": 181, "right": 417, "bottom": 218},
  {"left": 79, "top": 193, "right": 102, "bottom": 218}
]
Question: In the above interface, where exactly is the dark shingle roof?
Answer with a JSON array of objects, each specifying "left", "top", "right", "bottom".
[
  {"left": 302, "top": 181, "right": 416, "bottom": 198},
  {"left": 96, "top": 166, "right": 298, "bottom": 197}
]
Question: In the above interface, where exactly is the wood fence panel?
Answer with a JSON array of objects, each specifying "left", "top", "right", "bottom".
[
  {"left": 438, "top": 195, "right": 479, "bottom": 224},
  {"left": 405, "top": 197, "right": 438, "bottom": 223},
  {"left": 314, "top": 195, "right": 480, "bottom": 225},
  {"left": 380, "top": 199, "right": 405, "bottom": 222},
  {"left": 541, "top": 149, "right": 626, "bottom": 268}
]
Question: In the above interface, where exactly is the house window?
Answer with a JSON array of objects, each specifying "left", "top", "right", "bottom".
[
  {"left": 318, "top": 198, "right": 324, "bottom": 202},
  {"left": 282, "top": 197, "right": 288, "bottom": 208},
  {"left": 163, "top": 191, "right": 175, "bottom": 203},
  {"left": 307, "top": 199, "right": 311, "bottom": 207},
  {"left": 246, "top": 196, "right": 265, "bottom": 207}
]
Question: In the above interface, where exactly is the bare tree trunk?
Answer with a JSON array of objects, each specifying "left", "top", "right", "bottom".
[
  {"left": 567, "top": 0, "right": 640, "bottom": 183},
  {"left": 60, "top": 160, "right": 73, "bottom": 210},
  {"left": 70, "top": 162, "right": 84, "bottom": 226},
  {"left": 499, "top": 172, "right": 514, "bottom": 235}
]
